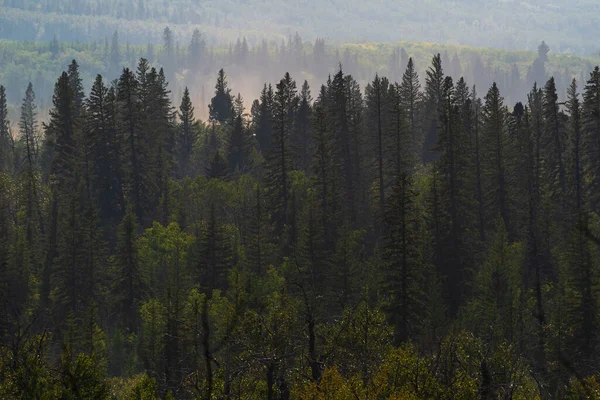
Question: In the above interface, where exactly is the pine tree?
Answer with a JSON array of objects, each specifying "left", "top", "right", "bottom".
[
  {"left": 209, "top": 69, "right": 234, "bottom": 125},
  {"left": 177, "top": 87, "right": 198, "bottom": 178},
  {"left": 292, "top": 80, "right": 313, "bottom": 173},
  {"left": 583, "top": 67, "right": 600, "bottom": 212},
  {"left": 327, "top": 68, "right": 361, "bottom": 226},
  {"left": 399, "top": 58, "right": 421, "bottom": 157},
  {"left": 188, "top": 29, "right": 205, "bottom": 70},
  {"left": 162, "top": 26, "right": 174, "bottom": 76},
  {"left": 382, "top": 172, "right": 424, "bottom": 341},
  {"left": 520, "top": 90, "right": 549, "bottom": 372},
  {"left": 42, "top": 72, "right": 78, "bottom": 306},
  {"left": 388, "top": 82, "right": 411, "bottom": 180},
  {"left": 67, "top": 59, "right": 85, "bottom": 117},
  {"left": 472, "top": 88, "right": 486, "bottom": 242},
  {"left": 481, "top": 83, "right": 511, "bottom": 234},
  {"left": 148, "top": 68, "right": 175, "bottom": 225},
  {"left": 254, "top": 84, "right": 274, "bottom": 154},
  {"left": 117, "top": 67, "right": 149, "bottom": 226},
  {"left": 86, "top": 75, "right": 124, "bottom": 239},
  {"left": 566, "top": 79, "right": 584, "bottom": 214},
  {"left": 48, "top": 69, "right": 105, "bottom": 334},
  {"left": 0, "top": 86, "right": 12, "bottom": 174},
  {"left": 423, "top": 54, "right": 444, "bottom": 163},
  {"left": 435, "top": 76, "right": 477, "bottom": 313},
  {"left": 110, "top": 30, "right": 121, "bottom": 76},
  {"left": 226, "top": 94, "right": 249, "bottom": 174},
  {"left": 17, "top": 83, "right": 43, "bottom": 244},
  {"left": 365, "top": 74, "right": 391, "bottom": 223},
  {"left": 542, "top": 77, "right": 567, "bottom": 198},
  {"left": 311, "top": 87, "right": 340, "bottom": 250},
  {"left": 265, "top": 73, "right": 297, "bottom": 247}
]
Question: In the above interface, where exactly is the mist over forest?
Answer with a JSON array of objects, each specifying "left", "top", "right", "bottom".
[
  {"left": 4, "top": 1, "right": 600, "bottom": 399},
  {"left": 2, "top": 0, "right": 600, "bottom": 54}
]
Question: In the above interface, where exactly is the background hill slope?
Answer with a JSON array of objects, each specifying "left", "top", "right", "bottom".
[{"left": 1, "top": 0, "right": 599, "bottom": 55}]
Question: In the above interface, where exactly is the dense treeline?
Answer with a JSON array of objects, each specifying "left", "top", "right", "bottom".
[
  {"left": 2, "top": 0, "right": 600, "bottom": 54},
  {"left": 1, "top": 31, "right": 596, "bottom": 123},
  {"left": 2, "top": 53, "right": 600, "bottom": 399}
]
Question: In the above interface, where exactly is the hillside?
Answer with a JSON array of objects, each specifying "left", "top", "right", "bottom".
[{"left": 1, "top": 0, "right": 600, "bottom": 55}]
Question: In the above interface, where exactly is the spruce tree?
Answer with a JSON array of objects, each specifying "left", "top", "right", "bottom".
[
  {"left": 542, "top": 77, "right": 567, "bottom": 197},
  {"left": 292, "top": 80, "right": 313, "bottom": 173},
  {"left": 209, "top": 69, "right": 234, "bottom": 125},
  {"left": 566, "top": 79, "right": 584, "bottom": 214},
  {"left": 42, "top": 72, "right": 78, "bottom": 306},
  {"left": 188, "top": 29, "right": 205, "bottom": 70},
  {"left": 116, "top": 68, "right": 148, "bottom": 225},
  {"left": 311, "top": 87, "right": 340, "bottom": 250},
  {"left": 265, "top": 73, "right": 297, "bottom": 247},
  {"left": 67, "top": 59, "right": 85, "bottom": 117},
  {"left": 481, "top": 83, "right": 511, "bottom": 234},
  {"left": 110, "top": 30, "right": 121, "bottom": 76},
  {"left": 435, "top": 76, "right": 477, "bottom": 313},
  {"left": 17, "top": 83, "right": 43, "bottom": 244},
  {"left": 177, "top": 87, "right": 198, "bottom": 178},
  {"left": 365, "top": 74, "right": 391, "bottom": 223},
  {"left": 226, "top": 94, "right": 249, "bottom": 174},
  {"left": 86, "top": 74, "right": 124, "bottom": 238},
  {"left": 254, "top": 84, "right": 274, "bottom": 154},
  {"left": 583, "top": 67, "right": 600, "bottom": 211},
  {"left": 399, "top": 58, "right": 421, "bottom": 157},
  {"left": 0, "top": 86, "right": 11, "bottom": 174},
  {"left": 382, "top": 172, "right": 424, "bottom": 341},
  {"left": 423, "top": 54, "right": 444, "bottom": 163}
]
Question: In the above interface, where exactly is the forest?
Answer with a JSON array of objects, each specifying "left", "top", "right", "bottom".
[
  {"left": 2, "top": 0, "right": 600, "bottom": 55},
  {"left": 1, "top": 29, "right": 598, "bottom": 122},
  {"left": 2, "top": 33, "right": 600, "bottom": 397}
]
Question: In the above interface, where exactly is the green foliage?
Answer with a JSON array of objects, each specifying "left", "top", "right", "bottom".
[{"left": 4, "top": 45, "right": 600, "bottom": 399}]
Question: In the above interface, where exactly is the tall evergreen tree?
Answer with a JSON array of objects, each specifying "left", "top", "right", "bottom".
[
  {"left": 365, "top": 74, "right": 391, "bottom": 224},
  {"left": 382, "top": 172, "right": 423, "bottom": 341},
  {"left": 254, "top": 84, "right": 275, "bottom": 154},
  {"left": 86, "top": 75, "right": 124, "bottom": 238},
  {"left": 226, "top": 94, "right": 249, "bottom": 174},
  {"left": 188, "top": 29, "right": 205, "bottom": 70},
  {"left": 110, "top": 30, "right": 121, "bottom": 76},
  {"left": 177, "top": 87, "right": 198, "bottom": 178},
  {"left": 435, "top": 76, "right": 477, "bottom": 313},
  {"left": 566, "top": 79, "right": 584, "bottom": 214},
  {"left": 265, "top": 73, "right": 297, "bottom": 249},
  {"left": 116, "top": 67, "right": 148, "bottom": 226},
  {"left": 481, "top": 83, "right": 511, "bottom": 234},
  {"left": 583, "top": 67, "right": 600, "bottom": 212},
  {"left": 209, "top": 69, "right": 234, "bottom": 125},
  {"left": 542, "top": 77, "right": 567, "bottom": 198},
  {"left": 67, "top": 60, "right": 85, "bottom": 117},
  {"left": 291, "top": 80, "right": 313, "bottom": 173},
  {"left": 423, "top": 54, "right": 444, "bottom": 163},
  {"left": 399, "top": 58, "right": 421, "bottom": 157},
  {"left": 0, "top": 86, "right": 11, "bottom": 173},
  {"left": 42, "top": 72, "right": 78, "bottom": 305}
]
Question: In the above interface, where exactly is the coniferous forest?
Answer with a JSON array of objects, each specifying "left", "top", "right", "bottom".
[{"left": 5, "top": 48, "right": 600, "bottom": 399}]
